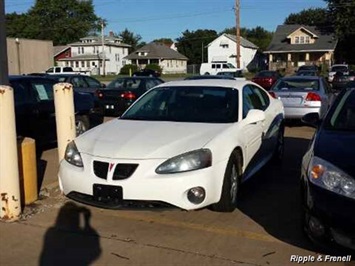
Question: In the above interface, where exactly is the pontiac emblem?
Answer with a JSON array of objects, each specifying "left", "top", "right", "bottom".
[{"left": 109, "top": 163, "right": 115, "bottom": 172}]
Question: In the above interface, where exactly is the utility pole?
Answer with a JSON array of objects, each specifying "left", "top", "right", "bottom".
[
  {"left": 0, "top": 0, "right": 9, "bottom": 85},
  {"left": 235, "top": 0, "right": 241, "bottom": 69},
  {"left": 101, "top": 19, "right": 106, "bottom": 76},
  {"left": 201, "top": 42, "right": 204, "bottom": 63}
]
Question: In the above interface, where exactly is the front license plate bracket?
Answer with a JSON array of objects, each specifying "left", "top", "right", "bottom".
[{"left": 93, "top": 184, "right": 123, "bottom": 203}]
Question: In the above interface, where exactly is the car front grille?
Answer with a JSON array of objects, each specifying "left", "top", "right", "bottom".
[
  {"left": 93, "top": 161, "right": 109, "bottom": 180},
  {"left": 113, "top": 164, "right": 138, "bottom": 180},
  {"left": 93, "top": 161, "right": 138, "bottom": 180}
]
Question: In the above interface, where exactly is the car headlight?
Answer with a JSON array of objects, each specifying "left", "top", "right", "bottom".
[
  {"left": 308, "top": 156, "right": 355, "bottom": 199},
  {"left": 64, "top": 141, "right": 83, "bottom": 167},
  {"left": 156, "top": 149, "right": 212, "bottom": 174}
]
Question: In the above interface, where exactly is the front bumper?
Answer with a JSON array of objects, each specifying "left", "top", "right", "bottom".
[
  {"left": 58, "top": 154, "right": 228, "bottom": 211},
  {"left": 306, "top": 182, "right": 355, "bottom": 250}
]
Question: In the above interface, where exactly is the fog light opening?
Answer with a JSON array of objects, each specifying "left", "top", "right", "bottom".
[
  {"left": 187, "top": 187, "right": 205, "bottom": 204},
  {"left": 308, "top": 216, "right": 325, "bottom": 238}
]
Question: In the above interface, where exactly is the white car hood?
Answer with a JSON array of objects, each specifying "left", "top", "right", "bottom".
[{"left": 76, "top": 119, "right": 232, "bottom": 159}]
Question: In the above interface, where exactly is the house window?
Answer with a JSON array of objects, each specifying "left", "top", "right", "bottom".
[
  {"left": 221, "top": 44, "right": 229, "bottom": 49},
  {"left": 81, "top": 61, "right": 85, "bottom": 67},
  {"left": 93, "top": 47, "right": 96, "bottom": 54},
  {"left": 295, "top": 37, "right": 299, "bottom": 44},
  {"left": 306, "top": 36, "right": 310, "bottom": 44},
  {"left": 86, "top": 61, "right": 90, "bottom": 67},
  {"left": 78, "top": 47, "right": 81, "bottom": 54},
  {"left": 92, "top": 62, "right": 96, "bottom": 66},
  {"left": 300, "top": 36, "right": 305, "bottom": 44},
  {"left": 75, "top": 61, "right": 79, "bottom": 67},
  {"left": 81, "top": 47, "right": 84, "bottom": 54}
]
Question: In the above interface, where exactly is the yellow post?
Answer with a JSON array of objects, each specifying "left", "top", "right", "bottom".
[
  {"left": 129, "top": 68, "right": 132, "bottom": 77},
  {"left": 54, "top": 83, "right": 76, "bottom": 163},
  {"left": 0, "top": 86, "right": 21, "bottom": 221},
  {"left": 17, "top": 137, "right": 38, "bottom": 205}
]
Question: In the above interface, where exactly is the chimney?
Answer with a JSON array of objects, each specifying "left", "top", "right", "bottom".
[{"left": 109, "top": 31, "right": 114, "bottom": 37}]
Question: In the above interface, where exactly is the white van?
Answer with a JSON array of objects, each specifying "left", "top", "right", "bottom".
[{"left": 200, "top": 62, "right": 238, "bottom": 75}]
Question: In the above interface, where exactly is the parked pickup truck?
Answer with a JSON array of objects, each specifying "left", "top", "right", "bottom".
[
  {"left": 9, "top": 75, "right": 104, "bottom": 148},
  {"left": 45, "top": 66, "right": 91, "bottom": 76}
]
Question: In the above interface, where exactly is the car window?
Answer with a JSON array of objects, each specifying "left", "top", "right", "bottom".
[
  {"left": 84, "top": 76, "right": 101, "bottom": 88},
  {"left": 242, "top": 86, "right": 255, "bottom": 118},
  {"left": 326, "top": 89, "right": 355, "bottom": 131},
  {"left": 31, "top": 81, "right": 55, "bottom": 101},
  {"left": 145, "top": 79, "right": 160, "bottom": 90},
  {"left": 54, "top": 67, "right": 61, "bottom": 73},
  {"left": 272, "top": 79, "right": 319, "bottom": 91},
  {"left": 71, "top": 76, "right": 87, "bottom": 88},
  {"left": 121, "top": 86, "right": 239, "bottom": 123},
  {"left": 251, "top": 85, "right": 270, "bottom": 111}
]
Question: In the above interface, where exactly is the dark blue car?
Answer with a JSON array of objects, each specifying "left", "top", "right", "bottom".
[
  {"left": 10, "top": 75, "right": 104, "bottom": 147},
  {"left": 301, "top": 85, "right": 355, "bottom": 251}
]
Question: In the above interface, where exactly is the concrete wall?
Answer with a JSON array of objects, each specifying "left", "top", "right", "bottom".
[{"left": 7, "top": 38, "right": 53, "bottom": 75}]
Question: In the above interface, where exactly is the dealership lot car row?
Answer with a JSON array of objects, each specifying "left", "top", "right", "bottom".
[{"left": 9, "top": 74, "right": 353, "bottom": 252}]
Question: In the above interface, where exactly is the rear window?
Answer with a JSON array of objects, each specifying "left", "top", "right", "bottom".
[
  {"left": 107, "top": 78, "right": 142, "bottom": 89},
  {"left": 331, "top": 66, "right": 348, "bottom": 72},
  {"left": 272, "top": 79, "right": 319, "bottom": 91}
]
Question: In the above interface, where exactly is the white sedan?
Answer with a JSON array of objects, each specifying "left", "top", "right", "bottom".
[{"left": 59, "top": 80, "right": 285, "bottom": 212}]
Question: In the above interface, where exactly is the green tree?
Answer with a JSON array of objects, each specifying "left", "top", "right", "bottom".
[
  {"left": 152, "top": 38, "right": 174, "bottom": 46},
  {"left": 6, "top": 0, "right": 100, "bottom": 45},
  {"left": 118, "top": 28, "right": 143, "bottom": 53},
  {"left": 284, "top": 8, "right": 329, "bottom": 28},
  {"left": 220, "top": 26, "right": 273, "bottom": 51},
  {"left": 176, "top": 29, "right": 218, "bottom": 64}
]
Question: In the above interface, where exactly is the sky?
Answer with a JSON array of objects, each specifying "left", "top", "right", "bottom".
[{"left": 5, "top": 0, "right": 327, "bottom": 42}]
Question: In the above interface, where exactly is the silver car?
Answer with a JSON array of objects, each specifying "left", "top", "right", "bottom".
[{"left": 269, "top": 76, "right": 334, "bottom": 119}]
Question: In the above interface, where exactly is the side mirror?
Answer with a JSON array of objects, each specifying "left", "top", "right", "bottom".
[
  {"left": 101, "top": 83, "right": 106, "bottom": 88},
  {"left": 245, "top": 109, "right": 265, "bottom": 124},
  {"left": 301, "top": 113, "right": 320, "bottom": 128}
]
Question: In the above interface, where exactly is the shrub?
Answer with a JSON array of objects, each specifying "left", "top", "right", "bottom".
[
  {"left": 145, "top": 64, "right": 162, "bottom": 73},
  {"left": 120, "top": 64, "right": 139, "bottom": 75}
]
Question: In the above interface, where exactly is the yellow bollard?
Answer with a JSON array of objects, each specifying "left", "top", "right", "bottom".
[
  {"left": 17, "top": 137, "right": 38, "bottom": 205},
  {"left": 129, "top": 68, "right": 132, "bottom": 77},
  {"left": 0, "top": 86, "right": 21, "bottom": 221},
  {"left": 54, "top": 83, "right": 76, "bottom": 163}
]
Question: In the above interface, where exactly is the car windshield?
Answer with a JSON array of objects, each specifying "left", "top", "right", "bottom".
[
  {"left": 120, "top": 86, "right": 239, "bottom": 123},
  {"left": 331, "top": 66, "right": 348, "bottom": 72},
  {"left": 325, "top": 89, "right": 355, "bottom": 131},
  {"left": 272, "top": 79, "right": 319, "bottom": 91},
  {"left": 107, "top": 78, "right": 142, "bottom": 90}
]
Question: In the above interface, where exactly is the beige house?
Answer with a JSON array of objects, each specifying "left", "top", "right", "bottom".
[
  {"left": 124, "top": 42, "right": 188, "bottom": 74},
  {"left": 264, "top": 25, "right": 338, "bottom": 72}
]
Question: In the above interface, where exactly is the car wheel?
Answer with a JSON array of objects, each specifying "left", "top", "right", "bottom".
[
  {"left": 204, "top": 72, "right": 210, "bottom": 75},
  {"left": 272, "top": 124, "right": 284, "bottom": 163},
  {"left": 211, "top": 151, "right": 242, "bottom": 212},
  {"left": 75, "top": 115, "right": 90, "bottom": 136}
]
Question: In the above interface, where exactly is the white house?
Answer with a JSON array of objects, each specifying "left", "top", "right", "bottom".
[
  {"left": 207, "top": 33, "right": 258, "bottom": 70},
  {"left": 57, "top": 33, "right": 131, "bottom": 75}
]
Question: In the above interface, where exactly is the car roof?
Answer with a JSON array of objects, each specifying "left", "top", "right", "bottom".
[
  {"left": 156, "top": 79, "right": 249, "bottom": 89},
  {"left": 9, "top": 75, "right": 55, "bottom": 81}
]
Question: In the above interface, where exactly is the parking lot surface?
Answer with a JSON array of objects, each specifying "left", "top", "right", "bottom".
[{"left": 1, "top": 122, "right": 354, "bottom": 266}]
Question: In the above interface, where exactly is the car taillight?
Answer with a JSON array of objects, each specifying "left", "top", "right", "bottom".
[
  {"left": 305, "top": 92, "right": 321, "bottom": 101},
  {"left": 121, "top": 92, "right": 136, "bottom": 100},
  {"left": 268, "top": 91, "right": 277, "bottom": 98},
  {"left": 96, "top": 90, "right": 104, "bottom": 98}
]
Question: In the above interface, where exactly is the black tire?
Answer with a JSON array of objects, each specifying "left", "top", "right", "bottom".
[
  {"left": 271, "top": 123, "right": 284, "bottom": 163},
  {"left": 211, "top": 151, "right": 242, "bottom": 212},
  {"left": 204, "top": 72, "right": 210, "bottom": 75},
  {"left": 75, "top": 115, "right": 90, "bottom": 136}
]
